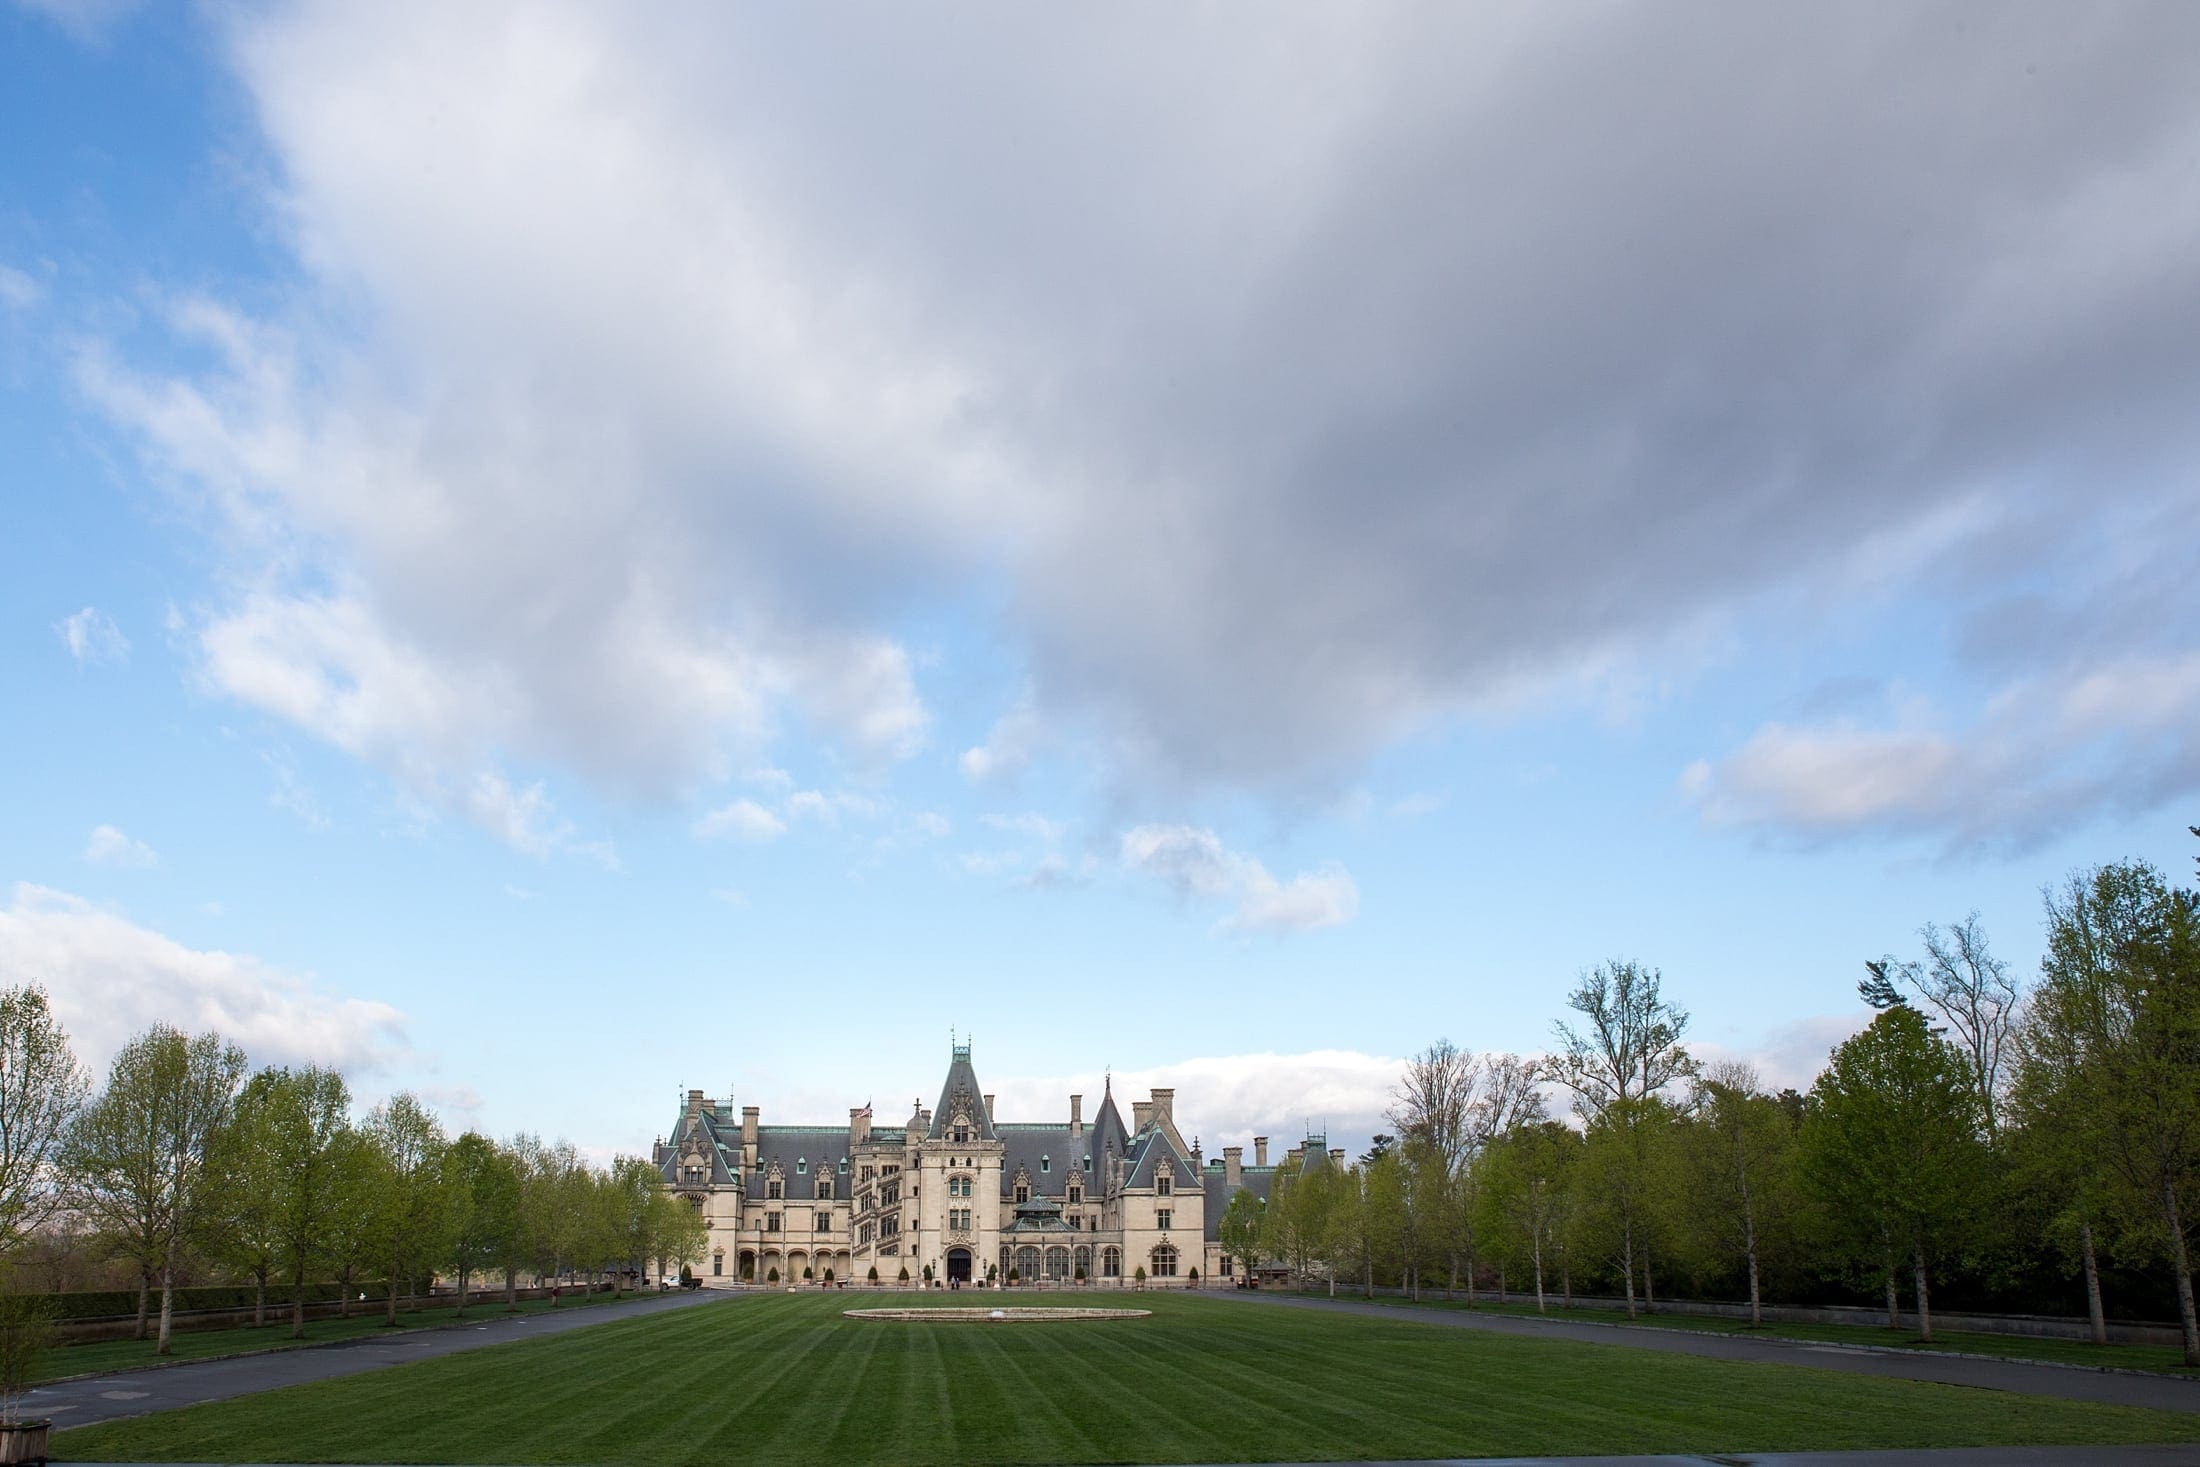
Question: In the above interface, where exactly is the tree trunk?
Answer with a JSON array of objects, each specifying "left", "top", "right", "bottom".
[
  {"left": 339, "top": 1264, "right": 353, "bottom": 1318},
  {"left": 2164, "top": 1178, "right": 2199, "bottom": 1367},
  {"left": 2079, "top": 1220, "right": 2107, "bottom": 1346},
  {"left": 1883, "top": 1252, "right": 1900, "bottom": 1329},
  {"left": 253, "top": 1271, "right": 266, "bottom": 1328},
  {"left": 385, "top": 1261, "right": 400, "bottom": 1326},
  {"left": 1913, "top": 1243, "right": 1933, "bottom": 1343},
  {"left": 1562, "top": 1250, "right": 1573, "bottom": 1309},
  {"left": 1531, "top": 1225, "right": 1546, "bottom": 1313},
  {"left": 1446, "top": 1252, "right": 1459, "bottom": 1301},
  {"left": 1642, "top": 1243, "right": 1655, "bottom": 1316},
  {"left": 134, "top": 1268, "right": 151, "bottom": 1341},
  {"left": 1744, "top": 1208, "right": 1763, "bottom": 1328},
  {"left": 292, "top": 1260, "right": 308, "bottom": 1339},
  {"left": 457, "top": 1265, "right": 470, "bottom": 1316},
  {"left": 507, "top": 1266, "right": 519, "bottom": 1311},
  {"left": 1464, "top": 1241, "right": 1477, "bottom": 1309},
  {"left": 157, "top": 1245, "right": 177, "bottom": 1356},
  {"left": 1620, "top": 1215, "right": 1637, "bottom": 1319}
]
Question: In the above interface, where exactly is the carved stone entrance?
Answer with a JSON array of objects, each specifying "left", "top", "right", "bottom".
[{"left": 946, "top": 1247, "right": 973, "bottom": 1284}]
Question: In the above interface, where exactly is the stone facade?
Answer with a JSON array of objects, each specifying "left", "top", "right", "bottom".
[{"left": 654, "top": 1043, "right": 1328, "bottom": 1287}]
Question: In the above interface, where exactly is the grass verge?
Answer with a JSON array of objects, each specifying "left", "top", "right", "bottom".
[
  {"left": 56, "top": 1290, "right": 2200, "bottom": 1465},
  {"left": 1312, "top": 1291, "right": 2200, "bottom": 1376},
  {"left": 39, "top": 1288, "right": 660, "bottom": 1383}
]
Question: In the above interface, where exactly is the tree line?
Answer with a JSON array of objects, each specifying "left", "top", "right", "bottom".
[
  {"left": 0, "top": 1004, "right": 707, "bottom": 1354},
  {"left": 1222, "top": 854, "right": 2200, "bottom": 1367}
]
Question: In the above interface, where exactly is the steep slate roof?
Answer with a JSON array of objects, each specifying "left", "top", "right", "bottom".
[
  {"left": 996, "top": 1123, "right": 1091, "bottom": 1199},
  {"left": 753, "top": 1125, "right": 854, "bottom": 1186},
  {"left": 1201, "top": 1166, "right": 1279, "bottom": 1239},
  {"left": 928, "top": 1045, "right": 997, "bottom": 1142},
  {"left": 659, "top": 1108, "right": 740, "bottom": 1188},
  {"left": 1086, "top": 1085, "right": 1132, "bottom": 1174},
  {"left": 1124, "top": 1123, "right": 1192, "bottom": 1190}
]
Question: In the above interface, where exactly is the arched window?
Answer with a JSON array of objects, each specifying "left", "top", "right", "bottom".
[
  {"left": 1150, "top": 1244, "right": 1178, "bottom": 1277},
  {"left": 1044, "top": 1246, "right": 1070, "bottom": 1280},
  {"left": 1101, "top": 1246, "right": 1122, "bottom": 1278},
  {"left": 1073, "top": 1245, "right": 1092, "bottom": 1277},
  {"left": 1014, "top": 1245, "right": 1041, "bottom": 1279}
]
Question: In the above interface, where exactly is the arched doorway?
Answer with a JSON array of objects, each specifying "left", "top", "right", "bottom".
[{"left": 946, "top": 1247, "right": 972, "bottom": 1284}]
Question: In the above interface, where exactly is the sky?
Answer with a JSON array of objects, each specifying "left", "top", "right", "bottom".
[{"left": 3, "top": 1, "right": 2197, "bottom": 1166}]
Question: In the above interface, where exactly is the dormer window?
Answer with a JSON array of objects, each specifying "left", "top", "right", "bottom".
[
  {"left": 1157, "top": 1174, "right": 1172, "bottom": 1197},
  {"left": 797, "top": 1157, "right": 808, "bottom": 1174},
  {"left": 1014, "top": 1183, "right": 1030, "bottom": 1204},
  {"left": 1040, "top": 1156, "right": 1050, "bottom": 1173},
  {"left": 816, "top": 1179, "right": 833, "bottom": 1200},
  {"left": 1067, "top": 1182, "right": 1082, "bottom": 1204},
  {"left": 1082, "top": 1155, "right": 1092, "bottom": 1171},
  {"left": 767, "top": 1179, "right": 783, "bottom": 1200}
]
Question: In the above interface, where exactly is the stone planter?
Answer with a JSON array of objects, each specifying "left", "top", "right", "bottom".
[{"left": 0, "top": 1419, "right": 50, "bottom": 1465}]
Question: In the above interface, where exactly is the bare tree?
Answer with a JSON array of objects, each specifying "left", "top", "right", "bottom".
[
  {"left": 1865, "top": 914, "right": 2019, "bottom": 1134},
  {"left": 1549, "top": 960, "right": 1694, "bottom": 1114},
  {"left": 1389, "top": 1040, "right": 1475, "bottom": 1176}
]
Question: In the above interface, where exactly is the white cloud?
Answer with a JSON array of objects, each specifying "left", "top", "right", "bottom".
[
  {"left": 83, "top": 824, "right": 158, "bottom": 869},
  {"left": 980, "top": 811, "right": 1066, "bottom": 843},
  {"left": 1692, "top": 1013, "right": 1872, "bottom": 1098},
  {"left": 1388, "top": 791, "right": 1443, "bottom": 819},
  {"left": 502, "top": 883, "right": 535, "bottom": 901},
  {"left": 785, "top": 789, "right": 887, "bottom": 826},
  {"left": 55, "top": 607, "right": 129, "bottom": 666},
  {"left": 692, "top": 798, "right": 786, "bottom": 843},
  {"left": 1688, "top": 651, "right": 2200, "bottom": 851},
  {"left": 0, "top": 262, "right": 43, "bottom": 311},
  {"left": 1119, "top": 824, "right": 1358, "bottom": 934},
  {"left": 0, "top": 882, "right": 408, "bottom": 1075},
  {"left": 961, "top": 698, "right": 1042, "bottom": 784},
  {"left": 907, "top": 811, "right": 951, "bottom": 840},
  {"left": 991, "top": 1048, "right": 1405, "bottom": 1157},
  {"left": 69, "top": 1, "right": 2200, "bottom": 832}
]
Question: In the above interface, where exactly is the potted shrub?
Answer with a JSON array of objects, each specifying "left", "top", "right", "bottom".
[
  {"left": 1006, "top": 1267, "right": 1018, "bottom": 1286},
  {"left": 767, "top": 1266, "right": 780, "bottom": 1284},
  {"left": 921, "top": 1264, "right": 933, "bottom": 1286},
  {"left": 867, "top": 1266, "right": 879, "bottom": 1284},
  {"left": 1188, "top": 1267, "right": 1200, "bottom": 1288},
  {"left": 802, "top": 1267, "right": 814, "bottom": 1282},
  {"left": 897, "top": 1265, "right": 910, "bottom": 1287},
  {"left": 1074, "top": 1265, "right": 1087, "bottom": 1285},
  {"left": 1133, "top": 1265, "right": 1147, "bottom": 1291},
  {"left": 0, "top": 1290, "right": 54, "bottom": 1466}
]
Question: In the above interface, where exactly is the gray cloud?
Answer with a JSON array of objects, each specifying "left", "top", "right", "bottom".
[{"left": 79, "top": 1, "right": 2200, "bottom": 836}]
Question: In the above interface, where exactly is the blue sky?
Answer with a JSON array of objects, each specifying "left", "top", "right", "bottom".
[{"left": 4, "top": 2, "right": 2196, "bottom": 1163}]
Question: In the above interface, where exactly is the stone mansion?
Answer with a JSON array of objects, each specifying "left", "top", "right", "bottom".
[{"left": 653, "top": 1043, "right": 1339, "bottom": 1286}]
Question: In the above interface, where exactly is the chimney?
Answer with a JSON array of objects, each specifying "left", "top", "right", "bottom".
[
  {"left": 686, "top": 1088, "right": 705, "bottom": 1120},
  {"left": 1224, "top": 1146, "right": 1243, "bottom": 1188},
  {"left": 850, "top": 1107, "right": 870, "bottom": 1147},
  {"left": 984, "top": 1094, "right": 995, "bottom": 1124},
  {"left": 1070, "top": 1094, "right": 1083, "bottom": 1137},
  {"left": 1330, "top": 1148, "right": 1346, "bottom": 1168},
  {"left": 741, "top": 1105, "right": 759, "bottom": 1166},
  {"left": 1287, "top": 1145, "right": 1304, "bottom": 1168},
  {"left": 919, "top": 1108, "right": 932, "bottom": 1133},
  {"left": 1254, "top": 1135, "right": 1269, "bottom": 1167},
  {"left": 1150, "top": 1087, "right": 1174, "bottom": 1126},
  {"left": 1132, "top": 1100, "right": 1153, "bottom": 1131}
]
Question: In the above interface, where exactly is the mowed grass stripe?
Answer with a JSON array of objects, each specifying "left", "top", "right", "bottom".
[{"left": 56, "top": 1292, "right": 2200, "bottom": 1465}]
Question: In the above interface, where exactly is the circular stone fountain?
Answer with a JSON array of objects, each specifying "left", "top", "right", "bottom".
[{"left": 842, "top": 1305, "right": 1151, "bottom": 1323}]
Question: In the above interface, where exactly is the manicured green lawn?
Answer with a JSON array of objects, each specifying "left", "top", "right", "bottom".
[
  {"left": 57, "top": 1292, "right": 2200, "bottom": 1465},
  {"left": 40, "top": 1288, "right": 657, "bottom": 1383},
  {"left": 1333, "top": 1291, "right": 2200, "bottom": 1376}
]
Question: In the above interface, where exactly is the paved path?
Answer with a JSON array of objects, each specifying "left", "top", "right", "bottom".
[
  {"left": 1211, "top": 1291, "right": 2200, "bottom": 1415},
  {"left": 36, "top": 1288, "right": 733, "bottom": 1433}
]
